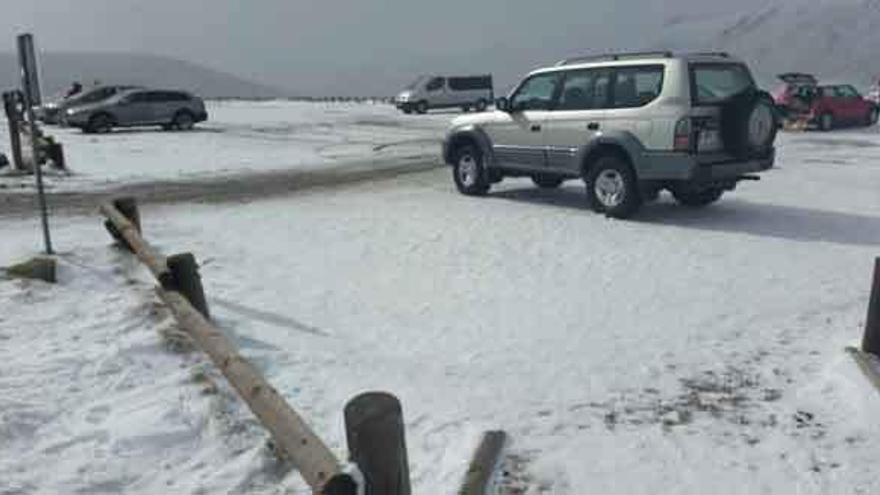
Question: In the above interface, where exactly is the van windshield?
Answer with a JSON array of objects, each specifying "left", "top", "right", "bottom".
[
  {"left": 405, "top": 76, "right": 428, "bottom": 90},
  {"left": 690, "top": 63, "right": 755, "bottom": 105}
]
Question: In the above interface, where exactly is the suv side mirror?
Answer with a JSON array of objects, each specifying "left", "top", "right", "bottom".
[{"left": 495, "top": 97, "right": 510, "bottom": 112}]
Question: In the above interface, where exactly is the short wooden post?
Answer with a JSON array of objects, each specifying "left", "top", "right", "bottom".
[
  {"left": 322, "top": 474, "right": 359, "bottom": 495},
  {"left": 47, "top": 142, "right": 66, "bottom": 170},
  {"left": 344, "top": 392, "right": 411, "bottom": 495},
  {"left": 863, "top": 257, "right": 880, "bottom": 356},
  {"left": 113, "top": 197, "right": 141, "bottom": 232},
  {"left": 458, "top": 431, "right": 508, "bottom": 495},
  {"left": 104, "top": 197, "right": 140, "bottom": 251},
  {"left": 167, "top": 252, "right": 210, "bottom": 318}
]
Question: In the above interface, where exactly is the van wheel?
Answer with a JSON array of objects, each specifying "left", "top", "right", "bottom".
[
  {"left": 461, "top": 105, "right": 471, "bottom": 113},
  {"left": 672, "top": 188, "right": 724, "bottom": 207},
  {"left": 532, "top": 174, "right": 564, "bottom": 189},
  {"left": 452, "top": 145, "right": 489, "bottom": 196},
  {"left": 415, "top": 101, "right": 428, "bottom": 114},
  {"left": 172, "top": 111, "right": 195, "bottom": 131},
  {"left": 475, "top": 99, "right": 488, "bottom": 112},
  {"left": 819, "top": 113, "right": 834, "bottom": 131},
  {"left": 86, "top": 113, "right": 114, "bottom": 134},
  {"left": 585, "top": 155, "right": 641, "bottom": 218}
]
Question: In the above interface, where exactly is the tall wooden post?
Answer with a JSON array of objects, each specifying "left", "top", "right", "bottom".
[
  {"left": 863, "top": 257, "right": 880, "bottom": 356},
  {"left": 2, "top": 91, "right": 24, "bottom": 172},
  {"left": 167, "top": 252, "right": 210, "bottom": 319},
  {"left": 344, "top": 392, "right": 411, "bottom": 495}
]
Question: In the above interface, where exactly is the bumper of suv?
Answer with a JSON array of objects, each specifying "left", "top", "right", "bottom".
[{"left": 640, "top": 148, "right": 775, "bottom": 182}]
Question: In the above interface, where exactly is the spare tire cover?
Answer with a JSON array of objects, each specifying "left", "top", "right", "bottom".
[
  {"left": 746, "top": 98, "right": 776, "bottom": 150},
  {"left": 721, "top": 90, "right": 777, "bottom": 158}
]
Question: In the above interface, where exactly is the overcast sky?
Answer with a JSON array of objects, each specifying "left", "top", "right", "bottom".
[{"left": 0, "top": 1, "right": 765, "bottom": 95}]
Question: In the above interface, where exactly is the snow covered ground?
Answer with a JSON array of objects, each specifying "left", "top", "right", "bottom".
[
  {"left": 0, "top": 100, "right": 449, "bottom": 192},
  {"left": 2, "top": 103, "right": 880, "bottom": 494}
]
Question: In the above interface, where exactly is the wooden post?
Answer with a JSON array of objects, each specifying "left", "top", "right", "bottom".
[
  {"left": 2, "top": 91, "right": 24, "bottom": 172},
  {"left": 322, "top": 474, "right": 359, "bottom": 495},
  {"left": 863, "top": 257, "right": 880, "bottom": 356},
  {"left": 99, "top": 200, "right": 172, "bottom": 286},
  {"left": 114, "top": 197, "right": 141, "bottom": 232},
  {"left": 458, "top": 431, "right": 508, "bottom": 495},
  {"left": 157, "top": 289, "right": 342, "bottom": 490},
  {"left": 344, "top": 392, "right": 411, "bottom": 495},
  {"left": 167, "top": 252, "right": 210, "bottom": 318}
]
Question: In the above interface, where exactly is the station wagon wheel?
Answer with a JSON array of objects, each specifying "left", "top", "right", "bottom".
[
  {"left": 87, "top": 113, "right": 113, "bottom": 134},
  {"left": 585, "top": 155, "right": 642, "bottom": 218},
  {"left": 172, "top": 111, "right": 195, "bottom": 131},
  {"left": 415, "top": 101, "right": 428, "bottom": 114},
  {"left": 452, "top": 144, "right": 489, "bottom": 196}
]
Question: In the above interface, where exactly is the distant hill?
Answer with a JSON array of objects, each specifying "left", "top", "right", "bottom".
[
  {"left": 656, "top": 0, "right": 880, "bottom": 88},
  {"left": 0, "top": 52, "right": 286, "bottom": 100}
]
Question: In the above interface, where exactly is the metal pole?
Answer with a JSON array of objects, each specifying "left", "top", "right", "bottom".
[{"left": 18, "top": 33, "right": 52, "bottom": 254}]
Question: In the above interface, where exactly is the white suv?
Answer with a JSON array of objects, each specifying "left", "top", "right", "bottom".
[{"left": 442, "top": 51, "right": 777, "bottom": 218}]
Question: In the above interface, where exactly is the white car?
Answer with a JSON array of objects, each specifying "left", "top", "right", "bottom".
[{"left": 442, "top": 51, "right": 778, "bottom": 218}]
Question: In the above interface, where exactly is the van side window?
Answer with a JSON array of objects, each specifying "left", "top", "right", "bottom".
[
  {"left": 557, "top": 69, "right": 612, "bottom": 110},
  {"left": 426, "top": 77, "right": 445, "bottom": 91},
  {"left": 448, "top": 76, "right": 492, "bottom": 91},
  {"left": 612, "top": 65, "right": 664, "bottom": 108}
]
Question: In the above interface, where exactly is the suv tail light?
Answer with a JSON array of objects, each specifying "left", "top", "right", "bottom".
[{"left": 673, "top": 117, "right": 692, "bottom": 152}]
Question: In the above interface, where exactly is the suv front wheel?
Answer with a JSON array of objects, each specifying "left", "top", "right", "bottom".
[
  {"left": 452, "top": 145, "right": 490, "bottom": 196},
  {"left": 585, "top": 155, "right": 642, "bottom": 218}
]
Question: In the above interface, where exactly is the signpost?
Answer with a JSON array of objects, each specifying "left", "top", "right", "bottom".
[{"left": 17, "top": 33, "right": 53, "bottom": 255}]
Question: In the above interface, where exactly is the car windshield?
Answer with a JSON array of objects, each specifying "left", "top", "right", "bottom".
[{"left": 690, "top": 63, "right": 755, "bottom": 105}]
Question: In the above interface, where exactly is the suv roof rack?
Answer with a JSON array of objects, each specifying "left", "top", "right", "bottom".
[
  {"left": 689, "top": 51, "right": 731, "bottom": 58},
  {"left": 555, "top": 50, "right": 673, "bottom": 66}
]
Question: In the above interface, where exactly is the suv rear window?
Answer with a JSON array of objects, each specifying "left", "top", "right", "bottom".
[{"left": 690, "top": 63, "right": 755, "bottom": 105}]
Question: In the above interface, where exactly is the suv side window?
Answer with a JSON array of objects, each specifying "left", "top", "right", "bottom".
[
  {"left": 612, "top": 65, "right": 664, "bottom": 108},
  {"left": 510, "top": 72, "right": 560, "bottom": 111},
  {"left": 426, "top": 77, "right": 445, "bottom": 92},
  {"left": 557, "top": 69, "right": 612, "bottom": 110}
]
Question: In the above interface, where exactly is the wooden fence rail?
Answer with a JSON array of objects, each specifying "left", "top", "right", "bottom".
[{"left": 100, "top": 197, "right": 355, "bottom": 494}]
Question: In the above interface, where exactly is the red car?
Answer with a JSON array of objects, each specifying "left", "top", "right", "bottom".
[{"left": 772, "top": 73, "right": 877, "bottom": 130}]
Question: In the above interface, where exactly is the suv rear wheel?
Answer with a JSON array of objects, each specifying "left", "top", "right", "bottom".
[
  {"left": 672, "top": 188, "right": 724, "bottom": 207},
  {"left": 585, "top": 155, "right": 641, "bottom": 218},
  {"left": 452, "top": 145, "right": 490, "bottom": 196}
]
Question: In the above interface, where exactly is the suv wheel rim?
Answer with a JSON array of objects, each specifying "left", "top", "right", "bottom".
[
  {"left": 457, "top": 154, "right": 478, "bottom": 187},
  {"left": 594, "top": 169, "right": 625, "bottom": 207}
]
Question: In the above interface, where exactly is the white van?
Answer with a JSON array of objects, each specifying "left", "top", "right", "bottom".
[{"left": 395, "top": 75, "right": 494, "bottom": 114}]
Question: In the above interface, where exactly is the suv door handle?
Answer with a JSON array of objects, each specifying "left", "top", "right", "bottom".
[
  {"left": 530, "top": 124, "right": 541, "bottom": 132},
  {"left": 587, "top": 122, "right": 600, "bottom": 131}
]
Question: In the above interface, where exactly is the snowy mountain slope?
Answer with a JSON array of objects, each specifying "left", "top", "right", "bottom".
[{"left": 656, "top": 0, "right": 880, "bottom": 87}]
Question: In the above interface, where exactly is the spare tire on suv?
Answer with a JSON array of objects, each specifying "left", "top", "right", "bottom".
[{"left": 720, "top": 89, "right": 777, "bottom": 159}]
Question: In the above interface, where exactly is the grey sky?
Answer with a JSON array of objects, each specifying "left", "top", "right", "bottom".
[{"left": 1, "top": 1, "right": 765, "bottom": 95}]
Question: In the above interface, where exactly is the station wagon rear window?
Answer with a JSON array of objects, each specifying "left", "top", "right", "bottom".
[{"left": 690, "top": 63, "right": 755, "bottom": 105}]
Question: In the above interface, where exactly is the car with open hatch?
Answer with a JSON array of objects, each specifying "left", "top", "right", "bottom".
[{"left": 442, "top": 51, "right": 778, "bottom": 218}]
